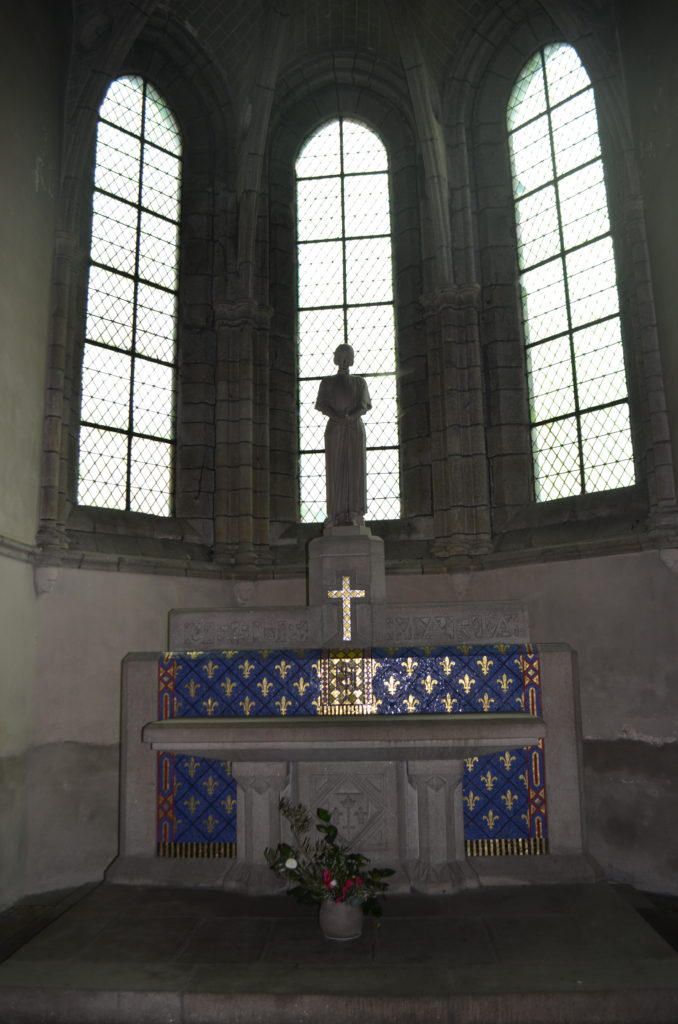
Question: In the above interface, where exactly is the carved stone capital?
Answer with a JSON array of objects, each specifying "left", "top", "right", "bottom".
[{"left": 214, "top": 299, "right": 273, "bottom": 330}]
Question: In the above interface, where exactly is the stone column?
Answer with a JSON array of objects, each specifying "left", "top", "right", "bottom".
[
  {"left": 214, "top": 299, "right": 272, "bottom": 568},
  {"left": 406, "top": 758, "right": 478, "bottom": 893},
  {"left": 423, "top": 285, "right": 492, "bottom": 561},
  {"left": 223, "top": 761, "right": 289, "bottom": 893}
]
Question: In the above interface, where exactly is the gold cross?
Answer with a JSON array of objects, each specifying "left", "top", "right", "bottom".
[{"left": 327, "top": 576, "right": 366, "bottom": 641}]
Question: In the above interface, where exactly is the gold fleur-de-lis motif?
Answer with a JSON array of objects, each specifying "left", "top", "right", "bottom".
[
  {"left": 173, "top": 697, "right": 182, "bottom": 715},
  {"left": 311, "top": 697, "right": 323, "bottom": 713},
  {"left": 202, "top": 659, "right": 220, "bottom": 680},
  {"left": 293, "top": 677, "right": 310, "bottom": 696},
  {"left": 465, "top": 756, "right": 479, "bottom": 772},
  {"left": 403, "top": 694, "right": 420, "bottom": 713},
  {"left": 384, "top": 674, "right": 401, "bottom": 696},
  {"left": 518, "top": 771, "right": 529, "bottom": 789},
  {"left": 275, "top": 695, "right": 293, "bottom": 716},
  {"left": 239, "top": 659, "right": 256, "bottom": 679},
  {"left": 257, "top": 676, "right": 274, "bottom": 696},
  {"left": 203, "top": 814, "right": 220, "bottom": 835},
  {"left": 439, "top": 655, "right": 456, "bottom": 676},
  {"left": 221, "top": 794, "right": 236, "bottom": 815},
  {"left": 476, "top": 655, "right": 494, "bottom": 677},
  {"left": 494, "top": 644, "right": 511, "bottom": 653},
  {"left": 496, "top": 672, "right": 513, "bottom": 693},
  {"left": 184, "top": 796, "right": 201, "bottom": 815},
  {"left": 202, "top": 696, "right": 220, "bottom": 716},
  {"left": 500, "top": 751, "right": 517, "bottom": 772},
  {"left": 483, "top": 809, "right": 500, "bottom": 832},
  {"left": 239, "top": 696, "right": 256, "bottom": 716},
  {"left": 185, "top": 756, "right": 201, "bottom": 779},
  {"left": 222, "top": 650, "right": 239, "bottom": 658},
  {"left": 220, "top": 677, "right": 238, "bottom": 697},
  {"left": 440, "top": 693, "right": 457, "bottom": 713},
  {"left": 421, "top": 673, "right": 438, "bottom": 695},
  {"left": 514, "top": 694, "right": 525, "bottom": 710},
  {"left": 464, "top": 790, "right": 481, "bottom": 811},
  {"left": 275, "top": 659, "right": 292, "bottom": 679},
  {"left": 402, "top": 657, "right": 419, "bottom": 678},
  {"left": 458, "top": 673, "right": 476, "bottom": 694},
  {"left": 202, "top": 774, "right": 220, "bottom": 796},
  {"left": 479, "top": 770, "right": 498, "bottom": 792},
  {"left": 501, "top": 790, "right": 519, "bottom": 812},
  {"left": 186, "top": 651, "right": 204, "bottom": 660},
  {"left": 459, "top": 644, "right": 473, "bottom": 655},
  {"left": 477, "top": 693, "right": 495, "bottom": 712},
  {"left": 521, "top": 813, "right": 529, "bottom": 827},
  {"left": 186, "top": 678, "right": 202, "bottom": 699}
]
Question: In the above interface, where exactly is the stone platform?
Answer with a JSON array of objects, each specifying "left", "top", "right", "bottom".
[{"left": 0, "top": 881, "right": 677, "bottom": 1023}]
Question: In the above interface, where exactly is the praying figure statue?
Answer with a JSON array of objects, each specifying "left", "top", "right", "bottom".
[{"left": 315, "top": 344, "right": 371, "bottom": 526}]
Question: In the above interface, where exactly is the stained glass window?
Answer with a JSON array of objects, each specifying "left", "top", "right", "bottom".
[
  {"left": 77, "top": 76, "right": 181, "bottom": 516},
  {"left": 296, "top": 118, "right": 400, "bottom": 523},
  {"left": 508, "top": 44, "right": 635, "bottom": 501}
]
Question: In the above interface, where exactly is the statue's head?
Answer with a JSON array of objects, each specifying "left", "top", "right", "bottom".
[{"left": 333, "top": 344, "right": 354, "bottom": 370}]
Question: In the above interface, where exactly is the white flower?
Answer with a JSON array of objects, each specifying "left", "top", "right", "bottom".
[
  {"left": 284, "top": 857, "right": 298, "bottom": 870},
  {"left": 329, "top": 879, "right": 337, "bottom": 888}
]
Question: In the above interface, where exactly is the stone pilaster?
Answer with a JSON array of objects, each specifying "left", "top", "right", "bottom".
[
  {"left": 214, "top": 299, "right": 272, "bottom": 567},
  {"left": 422, "top": 285, "right": 492, "bottom": 561}
]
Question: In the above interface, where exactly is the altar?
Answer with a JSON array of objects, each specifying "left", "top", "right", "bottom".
[{"left": 107, "top": 526, "right": 597, "bottom": 894}]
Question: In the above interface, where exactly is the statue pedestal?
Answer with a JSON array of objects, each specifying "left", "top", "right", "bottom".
[{"left": 308, "top": 526, "right": 385, "bottom": 646}]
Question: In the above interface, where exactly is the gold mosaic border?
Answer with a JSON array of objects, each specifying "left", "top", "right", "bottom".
[
  {"left": 465, "top": 837, "right": 548, "bottom": 857},
  {"left": 157, "top": 841, "right": 236, "bottom": 859}
]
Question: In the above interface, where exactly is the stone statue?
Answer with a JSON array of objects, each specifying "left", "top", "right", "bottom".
[{"left": 315, "top": 344, "right": 371, "bottom": 526}]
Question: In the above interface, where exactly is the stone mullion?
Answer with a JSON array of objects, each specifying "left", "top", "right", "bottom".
[
  {"left": 424, "top": 287, "right": 492, "bottom": 561},
  {"left": 214, "top": 301, "right": 272, "bottom": 567},
  {"left": 252, "top": 324, "right": 272, "bottom": 564}
]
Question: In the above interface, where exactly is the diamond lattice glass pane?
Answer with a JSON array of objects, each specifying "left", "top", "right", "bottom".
[
  {"left": 364, "top": 375, "right": 398, "bottom": 446},
  {"left": 86, "top": 267, "right": 134, "bottom": 349},
  {"left": 543, "top": 43, "right": 591, "bottom": 106},
  {"left": 132, "top": 358, "right": 174, "bottom": 438},
  {"left": 298, "top": 308, "right": 344, "bottom": 376},
  {"left": 552, "top": 90, "right": 600, "bottom": 176},
  {"left": 298, "top": 379, "right": 327, "bottom": 451},
  {"left": 346, "top": 305, "right": 396, "bottom": 369},
  {"left": 559, "top": 161, "right": 609, "bottom": 249},
  {"left": 510, "top": 115, "right": 553, "bottom": 196},
  {"left": 138, "top": 212, "right": 179, "bottom": 288},
  {"left": 520, "top": 259, "right": 568, "bottom": 343},
  {"left": 136, "top": 283, "right": 176, "bottom": 361},
  {"left": 574, "top": 319, "right": 627, "bottom": 408},
  {"left": 527, "top": 336, "right": 575, "bottom": 421},
  {"left": 81, "top": 344, "right": 131, "bottom": 429},
  {"left": 298, "top": 240, "right": 344, "bottom": 307},
  {"left": 91, "top": 191, "right": 137, "bottom": 275},
  {"left": 515, "top": 185, "right": 559, "bottom": 269},
  {"left": 532, "top": 417, "right": 580, "bottom": 501},
  {"left": 345, "top": 237, "right": 392, "bottom": 304},
  {"left": 142, "top": 145, "right": 180, "bottom": 220},
  {"left": 143, "top": 82, "right": 181, "bottom": 156},
  {"left": 508, "top": 52, "right": 546, "bottom": 131},
  {"left": 130, "top": 437, "right": 172, "bottom": 515},
  {"left": 365, "top": 447, "right": 400, "bottom": 520},
  {"left": 78, "top": 426, "right": 128, "bottom": 509},
  {"left": 99, "top": 76, "right": 143, "bottom": 135},
  {"left": 296, "top": 177, "right": 342, "bottom": 242},
  {"left": 566, "top": 237, "right": 619, "bottom": 326},
  {"left": 581, "top": 404, "right": 634, "bottom": 492},
  {"left": 342, "top": 120, "right": 388, "bottom": 174},
  {"left": 299, "top": 451, "right": 326, "bottom": 523},
  {"left": 343, "top": 173, "right": 390, "bottom": 237},
  {"left": 296, "top": 120, "right": 341, "bottom": 178},
  {"left": 94, "top": 122, "right": 140, "bottom": 203}
]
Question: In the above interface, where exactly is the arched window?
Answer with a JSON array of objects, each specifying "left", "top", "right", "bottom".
[
  {"left": 295, "top": 118, "right": 400, "bottom": 523},
  {"left": 77, "top": 75, "right": 181, "bottom": 516},
  {"left": 508, "top": 44, "right": 635, "bottom": 502}
]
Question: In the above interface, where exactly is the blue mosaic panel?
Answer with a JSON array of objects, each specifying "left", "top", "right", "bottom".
[{"left": 156, "top": 645, "right": 547, "bottom": 858}]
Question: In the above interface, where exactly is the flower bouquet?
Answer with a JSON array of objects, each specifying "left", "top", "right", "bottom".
[{"left": 265, "top": 798, "right": 394, "bottom": 919}]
